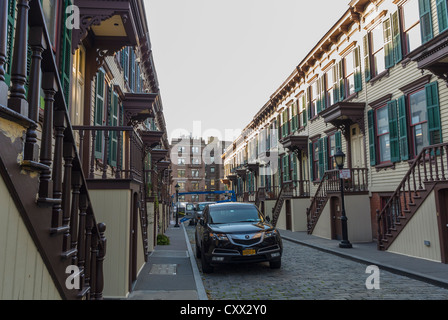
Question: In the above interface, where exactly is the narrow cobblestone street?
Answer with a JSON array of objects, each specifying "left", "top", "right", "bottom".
[{"left": 185, "top": 224, "right": 448, "bottom": 300}]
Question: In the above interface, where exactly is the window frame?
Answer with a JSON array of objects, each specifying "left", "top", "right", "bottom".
[
  {"left": 375, "top": 104, "right": 391, "bottom": 164},
  {"left": 407, "top": 87, "right": 428, "bottom": 157}
]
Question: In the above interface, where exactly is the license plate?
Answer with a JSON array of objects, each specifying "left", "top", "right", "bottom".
[{"left": 242, "top": 249, "right": 256, "bottom": 256}]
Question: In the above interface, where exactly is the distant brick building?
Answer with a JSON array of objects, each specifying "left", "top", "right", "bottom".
[{"left": 170, "top": 136, "right": 231, "bottom": 203}]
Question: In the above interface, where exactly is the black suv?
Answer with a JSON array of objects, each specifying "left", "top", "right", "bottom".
[{"left": 195, "top": 202, "right": 283, "bottom": 273}]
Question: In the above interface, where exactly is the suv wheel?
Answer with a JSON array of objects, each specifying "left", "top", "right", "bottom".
[
  {"left": 269, "top": 259, "right": 281, "bottom": 269},
  {"left": 195, "top": 236, "right": 201, "bottom": 258},
  {"left": 201, "top": 248, "right": 213, "bottom": 273}
]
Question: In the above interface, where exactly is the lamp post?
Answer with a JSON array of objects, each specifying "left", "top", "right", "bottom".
[
  {"left": 174, "top": 183, "right": 180, "bottom": 228},
  {"left": 334, "top": 148, "right": 352, "bottom": 249}
]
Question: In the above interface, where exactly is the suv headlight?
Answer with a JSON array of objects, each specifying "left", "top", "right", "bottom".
[
  {"left": 209, "top": 233, "right": 229, "bottom": 241},
  {"left": 264, "top": 229, "right": 278, "bottom": 238}
]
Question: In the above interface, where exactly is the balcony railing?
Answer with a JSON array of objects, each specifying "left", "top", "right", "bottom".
[{"left": 72, "top": 125, "right": 144, "bottom": 183}]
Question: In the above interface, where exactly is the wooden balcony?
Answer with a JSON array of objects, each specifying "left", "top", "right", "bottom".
[
  {"left": 122, "top": 92, "right": 158, "bottom": 125},
  {"left": 140, "top": 129, "right": 164, "bottom": 149}
]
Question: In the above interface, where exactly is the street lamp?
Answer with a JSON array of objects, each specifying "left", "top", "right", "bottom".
[
  {"left": 174, "top": 183, "right": 180, "bottom": 228},
  {"left": 334, "top": 148, "right": 352, "bottom": 249}
]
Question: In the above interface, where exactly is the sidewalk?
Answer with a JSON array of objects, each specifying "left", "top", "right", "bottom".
[
  {"left": 279, "top": 229, "right": 448, "bottom": 289},
  {"left": 127, "top": 221, "right": 208, "bottom": 300}
]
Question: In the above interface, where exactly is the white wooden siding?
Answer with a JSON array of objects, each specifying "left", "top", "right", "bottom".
[{"left": 0, "top": 176, "right": 61, "bottom": 300}]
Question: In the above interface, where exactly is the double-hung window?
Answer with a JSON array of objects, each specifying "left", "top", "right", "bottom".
[
  {"left": 402, "top": 0, "right": 422, "bottom": 53},
  {"left": 375, "top": 105, "right": 391, "bottom": 164},
  {"left": 408, "top": 89, "right": 429, "bottom": 156},
  {"left": 371, "top": 23, "right": 386, "bottom": 77},
  {"left": 327, "top": 132, "right": 342, "bottom": 170},
  {"left": 367, "top": 81, "right": 441, "bottom": 166},
  {"left": 298, "top": 93, "right": 307, "bottom": 128},
  {"left": 326, "top": 67, "right": 335, "bottom": 107}
]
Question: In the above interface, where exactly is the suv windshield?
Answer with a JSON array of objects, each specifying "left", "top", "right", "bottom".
[{"left": 209, "top": 206, "right": 263, "bottom": 224}]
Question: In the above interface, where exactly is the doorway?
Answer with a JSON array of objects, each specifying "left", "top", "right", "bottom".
[
  {"left": 436, "top": 188, "right": 448, "bottom": 264},
  {"left": 331, "top": 196, "right": 342, "bottom": 240},
  {"left": 129, "top": 192, "right": 139, "bottom": 290},
  {"left": 350, "top": 124, "right": 365, "bottom": 168},
  {"left": 285, "top": 200, "right": 292, "bottom": 231}
]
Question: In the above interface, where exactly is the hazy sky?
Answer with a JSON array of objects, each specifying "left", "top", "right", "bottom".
[{"left": 144, "top": 0, "right": 349, "bottom": 143}]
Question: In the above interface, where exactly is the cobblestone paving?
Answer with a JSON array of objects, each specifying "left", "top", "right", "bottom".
[{"left": 184, "top": 224, "right": 448, "bottom": 300}]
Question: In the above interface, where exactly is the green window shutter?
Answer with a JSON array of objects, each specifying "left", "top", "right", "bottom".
[
  {"left": 130, "top": 49, "right": 135, "bottom": 91},
  {"left": 94, "top": 70, "right": 105, "bottom": 159},
  {"left": 354, "top": 46, "right": 362, "bottom": 93},
  {"left": 363, "top": 34, "right": 371, "bottom": 82},
  {"left": 437, "top": 0, "right": 448, "bottom": 32},
  {"left": 318, "top": 138, "right": 325, "bottom": 180},
  {"left": 383, "top": 18, "right": 394, "bottom": 69},
  {"left": 122, "top": 47, "right": 129, "bottom": 82},
  {"left": 284, "top": 155, "right": 289, "bottom": 182},
  {"left": 108, "top": 91, "right": 119, "bottom": 167},
  {"left": 309, "top": 142, "right": 314, "bottom": 181},
  {"left": 397, "top": 95, "right": 409, "bottom": 161},
  {"left": 391, "top": 11, "right": 403, "bottom": 64},
  {"left": 388, "top": 100, "right": 400, "bottom": 163},
  {"left": 367, "top": 109, "right": 377, "bottom": 166},
  {"left": 321, "top": 76, "right": 327, "bottom": 111},
  {"left": 291, "top": 101, "right": 298, "bottom": 132},
  {"left": 5, "top": 0, "right": 16, "bottom": 86},
  {"left": 60, "top": 0, "right": 73, "bottom": 105},
  {"left": 292, "top": 154, "right": 298, "bottom": 181},
  {"left": 419, "top": 0, "right": 434, "bottom": 43},
  {"left": 323, "top": 137, "right": 328, "bottom": 172},
  {"left": 335, "top": 131, "right": 342, "bottom": 151},
  {"left": 425, "top": 81, "right": 442, "bottom": 145}
]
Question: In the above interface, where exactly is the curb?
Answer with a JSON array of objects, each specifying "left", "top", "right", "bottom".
[{"left": 182, "top": 223, "right": 209, "bottom": 300}]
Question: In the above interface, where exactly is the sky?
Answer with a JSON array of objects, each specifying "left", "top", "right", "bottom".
[{"left": 144, "top": 0, "right": 349, "bottom": 143}]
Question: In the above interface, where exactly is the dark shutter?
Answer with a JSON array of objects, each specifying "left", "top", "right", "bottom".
[
  {"left": 391, "top": 10, "right": 402, "bottom": 64},
  {"left": 309, "top": 142, "right": 314, "bottom": 181},
  {"left": 354, "top": 46, "right": 362, "bottom": 92},
  {"left": 388, "top": 100, "right": 400, "bottom": 163},
  {"left": 437, "top": 0, "right": 448, "bottom": 32},
  {"left": 94, "top": 70, "right": 105, "bottom": 159},
  {"left": 419, "top": 0, "right": 434, "bottom": 43},
  {"left": 60, "top": 0, "right": 73, "bottom": 105},
  {"left": 397, "top": 95, "right": 409, "bottom": 161},
  {"left": 363, "top": 34, "right": 371, "bottom": 82},
  {"left": 425, "top": 81, "right": 442, "bottom": 145},
  {"left": 367, "top": 109, "right": 376, "bottom": 166}
]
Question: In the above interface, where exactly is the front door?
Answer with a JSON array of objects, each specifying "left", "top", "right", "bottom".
[
  {"left": 331, "top": 196, "right": 342, "bottom": 240},
  {"left": 350, "top": 124, "right": 365, "bottom": 168},
  {"left": 437, "top": 188, "right": 448, "bottom": 264},
  {"left": 285, "top": 200, "right": 292, "bottom": 231}
]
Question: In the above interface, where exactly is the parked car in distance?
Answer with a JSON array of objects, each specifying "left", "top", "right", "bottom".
[
  {"left": 192, "top": 202, "right": 216, "bottom": 225},
  {"left": 195, "top": 202, "right": 283, "bottom": 273}
]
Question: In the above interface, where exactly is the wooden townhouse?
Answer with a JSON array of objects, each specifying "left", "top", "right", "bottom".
[
  {"left": 0, "top": 0, "right": 171, "bottom": 299},
  {"left": 223, "top": 0, "right": 448, "bottom": 264}
]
